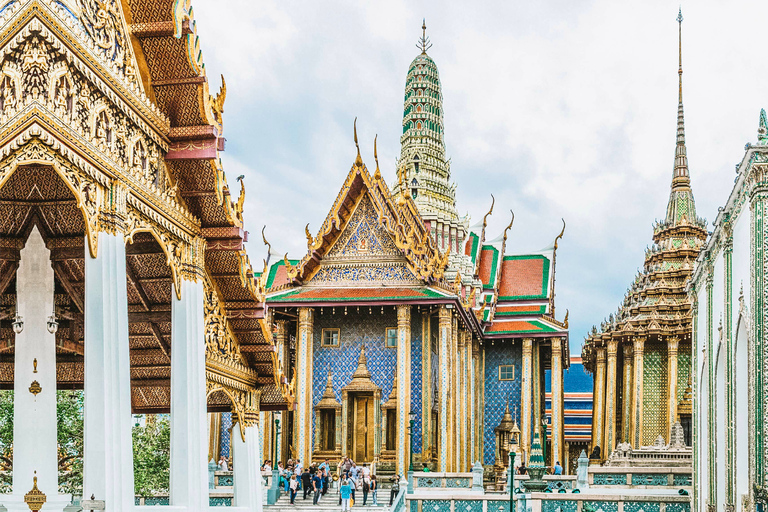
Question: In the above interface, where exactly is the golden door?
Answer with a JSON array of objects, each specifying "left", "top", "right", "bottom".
[{"left": 352, "top": 395, "right": 375, "bottom": 462}]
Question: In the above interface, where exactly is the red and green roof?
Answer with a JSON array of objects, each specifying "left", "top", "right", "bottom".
[
  {"left": 266, "top": 259, "right": 300, "bottom": 289},
  {"left": 464, "top": 232, "right": 480, "bottom": 264},
  {"left": 477, "top": 245, "right": 500, "bottom": 289},
  {"left": 497, "top": 255, "right": 550, "bottom": 300},
  {"left": 494, "top": 304, "right": 547, "bottom": 317},
  {"left": 485, "top": 319, "right": 561, "bottom": 335}
]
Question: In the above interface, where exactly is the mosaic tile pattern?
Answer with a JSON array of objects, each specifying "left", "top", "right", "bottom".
[
  {"left": 592, "top": 473, "right": 627, "bottom": 485},
  {"left": 624, "top": 502, "right": 660, "bottom": 512},
  {"left": 672, "top": 474, "right": 692, "bottom": 486},
  {"left": 642, "top": 347, "right": 669, "bottom": 446},
  {"left": 423, "top": 500, "right": 451, "bottom": 512},
  {"left": 417, "top": 477, "right": 441, "bottom": 488},
  {"left": 220, "top": 412, "right": 232, "bottom": 458},
  {"left": 543, "top": 501, "right": 577, "bottom": 512},
  {"left": 483, "top": 342, "right": 523, "bottom": 464},
  {"left": 631, "top": 474, "right": 669, "bottom": 486},
  {"left": 411, "top": 322, "right": 423, "bottom": 454},
  {"left": 666, "top": 502, "right": 691, "bottom": 512},
  {"left": 209, "top": 497, "right": 232, "bottom": 506},
  {"left": 488, "top": 501, "right": 510, "bottom": 512},
  {"left": 585, "top": 502, "right": 618, "bottom": 512},
  {"left": 456, "top": 501, "right": 484, "bottom": 512},
  {"left": 446, "top": 478, "right": 470, "bottom": 488}
]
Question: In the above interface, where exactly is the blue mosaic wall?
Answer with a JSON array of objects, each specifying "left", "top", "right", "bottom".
[
  {"left": 311, "top": 308, "right": 424, "bottom": 453},
  {"left": 220, "top": 412, "right": 232, "bottom": 458},
  {"left": 483, "top": 341, "right": 523, "bottom": 464}
]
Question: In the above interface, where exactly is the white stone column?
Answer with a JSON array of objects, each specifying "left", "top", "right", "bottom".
[
  {"left": 233, "top": 423, "right": 264, "bottom": 512},
  {"left": 7, "top": 227, "right": 69, "bottom": 510},
  {"left": 84, "top": 231, "right": 134, "bottom": 508},
  {"left": 170, "top": 279, "right": 208, "bottom": 511}
]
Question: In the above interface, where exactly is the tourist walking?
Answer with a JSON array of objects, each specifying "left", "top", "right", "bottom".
[
  {"left": 362, "top": 476, "right": 369, "bottom": 505},
  {"left": 290, "top": 475, "right": 299, "bottom": 504},
  {"left": 312, "top": 470, "right": 323, "bottom": 504},
  {"left": 301, "top": 468, "right": 312, "bottom": 500},
  {"left": 389, "top": 474, "right": 401, "bottom": 506},
  {"left": 322, "top": 469, "right": 330, "bottom": 495},
  {"left": 370, "top": 475, "right": 378, "bottom": 505},
  {"left": 340, "top": 478, "right": 352, "bottom": 512}
]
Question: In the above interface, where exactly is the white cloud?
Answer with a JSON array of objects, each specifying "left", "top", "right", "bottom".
[{"left": 192, "top": 0, "right": 768, "bottom": 354}]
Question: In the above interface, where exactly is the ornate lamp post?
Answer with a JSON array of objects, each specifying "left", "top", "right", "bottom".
[
  {"left": 509, "top": 452, "right": 516, "bottom": 512},
  {"left": 407, "top": 410, "right": 416, "bottom": 493}
]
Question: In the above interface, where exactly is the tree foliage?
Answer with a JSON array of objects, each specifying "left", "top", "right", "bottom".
[
  {"left": 132, "top": 415, "right": 171, "bottom": 498},
  {"left": 57, "top": 390, "right": 84, "bottom": 495}
]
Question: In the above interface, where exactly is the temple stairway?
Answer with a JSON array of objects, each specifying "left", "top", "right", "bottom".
[{"left": 265, "top": 491, "right": 393, "bottom": 512}]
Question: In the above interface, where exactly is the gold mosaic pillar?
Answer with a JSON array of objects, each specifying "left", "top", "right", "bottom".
[
  {"left": 438, "top": 306, "right": 451, "bottom": 471},
  {"left": 457, "top": 331, "right": 466, "bottom": 471},
  {"left": 621, "top": 343, "right": 633, "bottom": 443},
  {"left": 297, "top": 307, "right": 314, "bottom": 464},
  {"left": 631, "top": 336, "right": 646, "bottom": 448},
  {"left": 396, "top": 305, "right": 411, "bottom": 477},
  {"left": 666, "top": 336, "right": 680, "bottom": 443},
  {"left": 533, "top": 343, "right": 542, "bottom": 450},
  {"left": 451, "top": 316, "right": 459, "bottom": 471},
  {"left": 592, "top": 347, "right": 606, "bottom": 457},
  {"left": 421, "top": 311, "right": 432, "bottom": 461},
  {"left": 603, "top": 339, "right": 619, "bottom": 457},
  {"left": 521, "top": 338, "right": 533, "bottom": 459},
  {"left": 550, "top": 338, "right": 564, "bottom": 469}
]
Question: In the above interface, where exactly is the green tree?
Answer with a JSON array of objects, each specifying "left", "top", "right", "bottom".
[
  {"left": 132, "top": 415, "right": 171, "bottom": 498},
  {"left": 57, "top": 390, "right": 84, "bottom": 495},
  {"left": 0, "top": 390, "right": 12, "bottom": 492}
]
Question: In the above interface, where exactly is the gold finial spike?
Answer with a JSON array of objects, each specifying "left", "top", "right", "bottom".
[
  {"left": 554, "top": 218, "right": 566, "bottom": 250},
  {"left": 482, "top": 194, "right": 495, "bottom": 229},
  {"left": 502, "top": 210, "right": 515, "bottom": 244},
  {"left": 417, "top": 18, "right": 432, "bottom": 54},
  {"left": 373, "top": 134, "right": 381, "bottom": 180},
  {"left": 353, "top": 118, "right": 363, "bottom": 167}
]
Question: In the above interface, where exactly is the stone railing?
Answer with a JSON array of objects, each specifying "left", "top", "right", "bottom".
[
  {"left": 134, "top": 492, "right": 234, "bottom": 507},
  {"left": 589, "top": 467, "right": 692, "bottom": 488},
  {"left": 405, "top": 493, "right": 691, "bottom": 512},
  {"left": 533, "top": 494, "right": 691, "bottom": 512},
  {"left": 214, "top": 470, "right": 234, "bottom": 487},
  {"left": 511, "top": 475, "right": 577, "bottom": 492},
  {"left": 412, "top": 472, "right": 475, "bottom": 490}
]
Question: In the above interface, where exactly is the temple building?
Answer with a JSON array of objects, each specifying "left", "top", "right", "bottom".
[
  {"left": 689, "top": 110, "right": 768, "bottom": 512},
  {"left": 581, "top": 11, "right": 706, "bottom": 460},
  {"left": 0, "top": 0, "right": 278, "bottom": 509},
  {"left": 260, "top": 24, "right": 571, "bottom": 478}
]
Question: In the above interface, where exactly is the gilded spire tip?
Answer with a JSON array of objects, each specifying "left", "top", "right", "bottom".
[
  {"left": 417, "top": 18, "right": 432, "bottom": 54},
  {"left": 374, "top": 135, "right": 381, "bottom": 179},
  {"left": 353, "top": 117, "right": 363, "bottom": 167}
]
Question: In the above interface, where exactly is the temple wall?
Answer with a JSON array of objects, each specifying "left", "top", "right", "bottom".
[
  {"left": 482, "top": 341, "right": 523, "bottom": 464},
  {"left": 310, "top": 308, "right": 424, "bottom": 453}
]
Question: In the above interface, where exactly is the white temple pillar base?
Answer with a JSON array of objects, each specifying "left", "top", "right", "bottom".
[
  {"left": 1, "top": 494, "right": 73, "bottom": 512},
  {"left": 83, "top": 232, "right": 134, "bottom": 509},
  {"left": 233, "top": 423, "right": 264, "bottom": 512},
  {"left": 170, "top": 279, "right": 208, "bottom": 512}
]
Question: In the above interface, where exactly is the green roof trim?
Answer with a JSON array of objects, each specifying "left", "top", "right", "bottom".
[
  {"left": 494, "top": 305, "right": 547, "bottom": 317},
  {"left": 497, "top": 254, "right": 550, "bottom": 300},
  {"left": 467, "top": 232, "right": 479, "bottom": 264},
  {"left": 481, "top": 245, "right": 499, "bottom": 289},
  {"left": 488, "top": 319, "right": 559, "bottom": 335},
  {"left": 266, "top": 259, "right": 300, "bottom": 289}
]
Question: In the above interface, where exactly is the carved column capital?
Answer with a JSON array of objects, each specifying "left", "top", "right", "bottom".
[
  {"left": 522, "top": 337, "right": 534, "bottom": 355},
  {"left": 596, "top": 347, "right": 607, "bottom": 364},
  {"left": 667, "top": 335, "right": 680, "bottom": 354},
  {"left": 622, "top": 342, "right": 633, "bottom": 360},
  {"left": 606, "top": 338, "right": 619, "bottom": 357},
  {"left": 632, "top": 336, "right": 646, "bottom": 354}
]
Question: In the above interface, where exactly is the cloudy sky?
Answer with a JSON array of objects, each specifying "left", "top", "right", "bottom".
[{"left": 192, "top": 0, "right": 768, "bottom": 355}]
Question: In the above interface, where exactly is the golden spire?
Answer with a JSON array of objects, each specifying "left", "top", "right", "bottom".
[
  {"left": 373, "top": 135, "right": 381, "bottom": 180},
  {"left": 352, "top": 343, "right": 371, "bottom": 380},
  {"left": 671, "top": 7, "right": 690, "bottom": 190},
  {"left": 354, "top": 117, "right": 363, "bottom": 167},
  {"left": 417, "top": 19, "right": 432, "bottom": 54}
]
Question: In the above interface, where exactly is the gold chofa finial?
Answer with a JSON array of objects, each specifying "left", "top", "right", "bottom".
[
  {"left": 353, "top": 118, "right": 363, "bottom": 167},
  {"left": 417, "top": 19, "right": 432, "bottom": 54},
  {"left": 373, "top": 135, "right": 381, "bottom": 180}
]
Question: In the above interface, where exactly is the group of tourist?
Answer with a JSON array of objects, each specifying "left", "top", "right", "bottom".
[
  {"left": 258, "top": 456, "right": 407, "bottom": 508},
  {"left": 515, "top": 460, "right": 563, "bottom": 475}
]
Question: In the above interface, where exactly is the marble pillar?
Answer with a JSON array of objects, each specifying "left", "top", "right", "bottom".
[
  {"left": 170, "top": 279, "right": 207, "bottom": 510},
  {"left": 550, "top": 338, "right": 564, "bottom": 469},
  {"left": 84, "top": 231, "right": 134, "bottom": 508},
  {"left": 396, "top": 304, "right": 411, "bottom": 477},
  {"left": 233, "top": 423, "right": 264, "bottom": 512},
  {"left": 603, "top": 339, "right": 619, "bottom": 457}
]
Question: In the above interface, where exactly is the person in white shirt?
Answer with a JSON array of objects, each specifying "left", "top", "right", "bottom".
[{"left": 218, "top": 456, "right": 229, "bottom": 471}]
